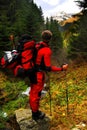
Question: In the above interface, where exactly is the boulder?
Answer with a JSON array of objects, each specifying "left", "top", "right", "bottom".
[{"left": 15, "top": 108, "right": 50, "bottom": 130}]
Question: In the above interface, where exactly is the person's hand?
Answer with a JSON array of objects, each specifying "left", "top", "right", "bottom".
[{"left": 62, "top": 64, "right": 68, "bottom": 71}]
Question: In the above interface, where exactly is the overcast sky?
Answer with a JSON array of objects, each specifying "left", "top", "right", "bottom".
[{"left": 34, "top": 0, "right": 81, "bottom": 18}]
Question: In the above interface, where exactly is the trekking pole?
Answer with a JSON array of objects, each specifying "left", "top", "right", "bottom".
[
  {"left": 49, "top": 82, "right": 52, "bottom": 116},
  {"left": 64, "top": 70, "right": 69, "bottom": 116},
  {"left": 56, "top": 49, "right": 69, "bottom": 115},
  {"left": 46, "top": 72, "right": 52, "bottom": 116},
  {"left": 59, "top": 62, "right": 69, "bottom": 116},
  {"left": 10, "top": 34, "right": 16, "bottom": 50}
]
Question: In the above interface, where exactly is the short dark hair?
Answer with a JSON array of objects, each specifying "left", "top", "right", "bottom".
[
  {"left": 41, "top": 30, "right": 52, "bottom": 43},
  {"left": 19, "top": 34, "right": 32, "bottom": 43}
]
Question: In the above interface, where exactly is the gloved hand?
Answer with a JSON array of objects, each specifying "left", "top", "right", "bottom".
[{"left": 62, "top": 64, "right": 68, "bottom": 71}]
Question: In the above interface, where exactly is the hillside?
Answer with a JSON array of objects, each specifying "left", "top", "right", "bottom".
[
  {"left": 53, "top": 11, "right": 82, "bottom": 26},
  {"left": 41, "top": 62, "right": 87, "bottom": 130},
  {"left": 0, "top": 61, "right": 87, "bottom": 130}
]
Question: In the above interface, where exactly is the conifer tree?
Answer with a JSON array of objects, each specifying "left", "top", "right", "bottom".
[
  {"left": 45, "top": 17, "right": 63, "bottom": 53},
  {"left": 68, "top": 0, "right": 87, "bottom": 59},
  {"left": 0, "top": 0, "right": 44, "bottom": 51}
]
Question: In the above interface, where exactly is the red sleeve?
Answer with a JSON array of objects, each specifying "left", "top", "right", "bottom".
[
  {"left": 51, "top": 66, "right": 62, "bottom": 72},
  {"left": 43, "top": 48, "right": 62, "bottom": 72}
]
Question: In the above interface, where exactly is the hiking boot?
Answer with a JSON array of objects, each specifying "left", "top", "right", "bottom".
[{"left": 32, "top": 110, "right": 45, "bottom": 121}]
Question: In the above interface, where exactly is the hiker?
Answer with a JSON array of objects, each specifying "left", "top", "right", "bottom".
[
  {"left": 29, "top": 30, "right": 68, "bottom": 120},
  {"left": 0, "top": 34, "right": 36, "bottom": 78},
  {"left": 0, "top": 32, "right": 68, "bottom": 121}
]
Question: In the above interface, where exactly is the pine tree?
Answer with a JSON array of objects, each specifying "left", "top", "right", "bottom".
[
  {"left": 0, "top": 0, "right": 44, "bottom": 52},
  {"left": 68, "top": 0, "right": 87, "bottom": 59},
  {"left": 45, "top": 17, "right": 63, "bottom": 53}
]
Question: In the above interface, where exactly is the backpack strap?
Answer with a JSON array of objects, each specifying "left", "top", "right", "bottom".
[{"left": 35, "top": 41, "right": 49, "bottom": 50}]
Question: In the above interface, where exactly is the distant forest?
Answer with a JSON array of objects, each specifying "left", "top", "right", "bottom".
[{"left": 0, "top": 0, "right": 87, "bottom": 60}]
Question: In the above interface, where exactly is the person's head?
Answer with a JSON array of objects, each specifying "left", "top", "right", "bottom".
[
  {"left": 17, "top": 34, "right": 32, "bottom": 51},
  {"left": 41, "top": 30, "right": 52, "bottom": 43},
  {"left": 19, "top": 34, "right": 32, "bottom": 43}
]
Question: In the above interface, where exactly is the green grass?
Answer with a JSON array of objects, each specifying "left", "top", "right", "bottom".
[{"left": 0, "top": 63, "right": 87, "bottom": 129}]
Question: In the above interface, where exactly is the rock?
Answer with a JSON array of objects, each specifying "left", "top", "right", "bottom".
[
  {"left": 71, "top": 122, "right": 86, "bottom": 130},
  {"left": 71, "top": 128, "right": 80, "bottom": 130},
  {"left": 15, "top": 108, "right": 50, "bottom": 130}
]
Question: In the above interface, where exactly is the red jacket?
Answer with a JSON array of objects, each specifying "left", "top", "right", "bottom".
[{"left": 35, "top": 42, "right": 62, "bottom": 72}]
